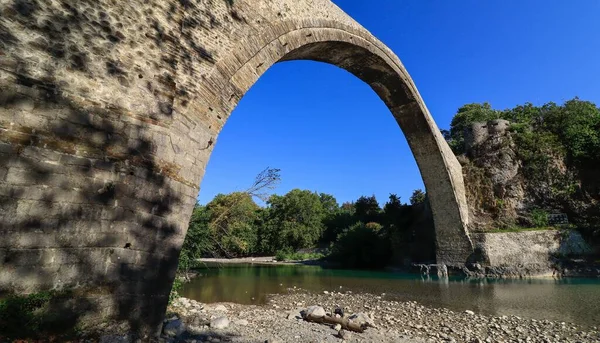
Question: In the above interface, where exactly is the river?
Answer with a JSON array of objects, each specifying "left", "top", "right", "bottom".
[{"left": 180, "top": 263, "right": 600, "bottom": 327}]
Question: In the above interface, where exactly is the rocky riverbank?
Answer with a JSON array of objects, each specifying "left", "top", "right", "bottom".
[{"left": 143, "top": 289, "right": 600, "bottom": 343}]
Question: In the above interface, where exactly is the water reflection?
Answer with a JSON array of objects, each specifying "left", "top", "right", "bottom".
[{"left": 180, "top": 264, "right": 600, "bottom": 327}]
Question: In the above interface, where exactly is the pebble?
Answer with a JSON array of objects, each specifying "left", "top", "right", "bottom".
[
  {"left": 338, "top": 329, "right": 352, "bottom": 340},
  {"left": 160, "top": 291, "right": 596, "bottom": 343},
  {"left": 235, "top": 319, "right": 249, "bottom": 326}
]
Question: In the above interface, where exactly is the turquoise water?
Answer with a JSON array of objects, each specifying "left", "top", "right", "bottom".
[{"left": 180, "top": 264, "right": 600, "bottom": 327}]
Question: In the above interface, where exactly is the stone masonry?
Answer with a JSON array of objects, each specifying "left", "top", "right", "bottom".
[{"left": 0, "top": 0, "right": 472, "bottom": 336}]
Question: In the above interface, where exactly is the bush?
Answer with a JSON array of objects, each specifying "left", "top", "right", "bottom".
[
  {"left": 329, "top": 222, "right": 390, "bottom": 269},
  {"left": 169, "top": 278, "right": 184, "bottom": 304},
  {"left": 530, "top": 208, "right": 549, "bottom": 228},
  {"left": 0, "top": 291, "right": 72, "bottom": 338}
]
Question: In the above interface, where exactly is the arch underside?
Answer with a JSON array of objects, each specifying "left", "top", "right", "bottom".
[{"left": 206, "top": 25, "right": 474, "bottom": 266}]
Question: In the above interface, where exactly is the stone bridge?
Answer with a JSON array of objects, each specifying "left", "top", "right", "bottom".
[{"left": 0, "top": 0, "right": 472, "bottom": 336}]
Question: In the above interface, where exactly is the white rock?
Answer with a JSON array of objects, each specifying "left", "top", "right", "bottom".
[
  {"left": 306, "top": 305, "right": 326, "bottom": 318},
  {"left": 210, "top": 316, "right": 230, "bottom": 329},
  {"left": 333, "top": 324, "right": 342, "bottom": 331},
  {"left": 465, "top": 310, "right": 475, "bottom": 315}
]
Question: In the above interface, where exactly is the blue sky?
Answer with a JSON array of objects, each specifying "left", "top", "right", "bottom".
[{"left": 198, "top": 1, "right": 600, "bottom": 206}]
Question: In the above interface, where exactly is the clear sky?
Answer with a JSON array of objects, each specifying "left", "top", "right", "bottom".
[{"left": 198, "top": 1, "right": 600, "bottom": 206}]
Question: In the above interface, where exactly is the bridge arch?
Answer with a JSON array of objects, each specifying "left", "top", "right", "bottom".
[
  {"left": 0, "top": 0, "right": 472, "bottom": 337},
  {"left": 193, "top": 19, "right": 473, "bottom": 266}
]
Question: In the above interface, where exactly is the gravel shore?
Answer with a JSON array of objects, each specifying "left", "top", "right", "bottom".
[{"left": 157, "top": 288, "right": 600, "bottom": 343}]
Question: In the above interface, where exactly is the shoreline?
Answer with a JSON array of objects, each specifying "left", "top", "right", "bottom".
[
  {"left": 197, "top": 256, "right": 325, "bottom": 267},
  {"left": 154, "top": 289, "right": 600, "bottom": 342},
  {"left": 196, "top": 257, "right": 600, "bottom": 279}
]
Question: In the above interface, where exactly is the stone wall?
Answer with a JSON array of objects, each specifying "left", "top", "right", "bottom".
[
  {"left": 471, "top": 230, "right": 596, "bottom": 277},
  {"left": 0, "top": 0, "right": 472, "bottom": 336}
]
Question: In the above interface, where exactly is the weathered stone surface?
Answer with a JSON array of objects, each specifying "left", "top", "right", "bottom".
[
  {"left": 0, "top": 0, "right": 472, "bottom": 337},
  {"left": 470, "top": 230, "right": 596, "bottom": 277}
]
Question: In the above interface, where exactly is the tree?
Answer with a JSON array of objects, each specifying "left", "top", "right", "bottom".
[
  {"left": 409, "top": 189, "right": 426, "bottom": 205},
  {"left": 322, "top": 202, "right": 355, "bottom": 244},
  {"left": 382, "top": 194, "right": 404, "bottom": 227},
  {"left": 330, "top": 222, "right": 390, "bottom": 269},
  {"left": 263, "top": 189, "right": 325, "bottom": 253},
  {"left": 179, "top": 167, "right": 281, "bottom": 268},
  {"left": 179, "top": 204, "right": 212, "bottom": 271},
  {"left": 319, "top": 193, "right": 339, "bottom": 214},
  {"left": 354, "top": 195, "right": 381, "bottom": 224},
  {"left": 206, "top": 192, "right": 260, "bottom": 257}
]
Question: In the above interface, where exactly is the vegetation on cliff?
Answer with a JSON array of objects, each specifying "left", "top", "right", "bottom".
[{"left": 445, "top": 98, "right": 600, "bottom": 243}]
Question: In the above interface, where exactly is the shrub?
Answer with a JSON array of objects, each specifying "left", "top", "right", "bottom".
[
  {"left": 329, "top": 222, "right": 390, "bottom": 269},
  {"left": 530, "top": 208, "right": 549, "bottom": 228}
]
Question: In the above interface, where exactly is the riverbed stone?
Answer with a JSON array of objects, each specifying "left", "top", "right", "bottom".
[
  {"left": 234, "top": 319, "right": 249, "bottom": 326},
  {"left": 287, "top": 308, "right": 303, "bottom": 320},
  {"left": 306, "top": 305, "right": 326, "bottom": 319},
  {"left": 338, "top": 329, "right": 352, "bottom": 340},
  {"left": 349, "top": 312, "right": 374, "bottom": 327},
  {"left": 212, "top": 304, "right": 229, "bottom": 312},
  {"left": 210, "top": 316, "right": 230, "bottom": 329},
  {"left": 163, "top": 319, "right": 185, "bottom": 337}
]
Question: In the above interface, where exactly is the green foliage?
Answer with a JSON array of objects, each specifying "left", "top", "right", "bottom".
[
  {"left": 330, "top": 222, "right": 390, "bottom": 269},
  {"left": 354, "top": 195, "right": 381, "bottom": 224},
  {"left": 262, "top": 189, "right": 325, "bottom": 253},
  {"left": 530, "top": 208, "right": 549, "bottom": 228},
  {"left": 448, "top": 102, "right": 500, "bottom": 153},
  {"left": 447, "top": 98, "right": 600, "bottom": 237},
  {"left": 321, "top": 206, "right": 355, "bottom": 244},
  {"left": 207, "top": 192, "right": 260, "bottom": 257},
  {"left": 0, "top": 291, "right": 68, "bottom": 338},
  {"left": 409, "top": 189, "right": 426, "bottom": 205},
  {"left": 179, "top": 204, "right": 213, "bottom": 272},
  {"left": 169, "top": 278, "right": 184, "bottom": 304}
]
